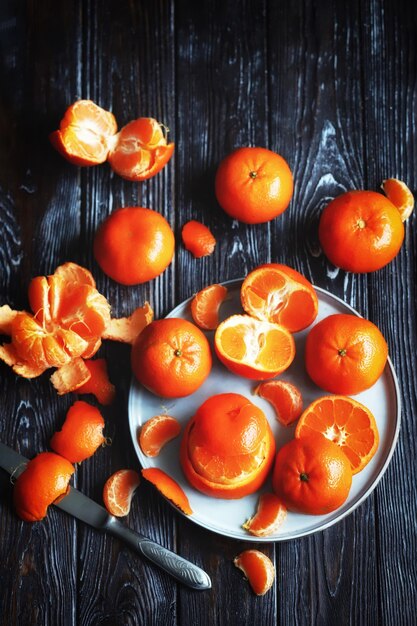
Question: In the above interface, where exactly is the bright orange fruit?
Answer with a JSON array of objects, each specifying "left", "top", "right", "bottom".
[
  {"left": 50, "top": 400, "right": 105, "bottom": 463},
  {"left": 139, "top": 415, "right": 181, "bottom": 457},
  {"left": 295, "top": 395, "right": 379, "bottom": 474},
  {"left": 190, "top": 284, "right": 228, "bottom": 330},
  {"left": 243, "top": 493, "right": 287, "bottom": 537},
  {"left": 254, "top": 380, "right": 303, "bottom": 426},
  {"left": 141, "top": 467, "right": 192, "bottom": 515},
  {"left": 381, "top": 178, "right": 414, "bottom": 222},
  {"left": 234, "top": 550, "right": 275, "bottom": 595},
  {"left": 181, "top": 221, "right": 216, "bottom": 258},
  {"left": 103, "top": 469, "right": 140, "bottom": 517},
  {"left": 214, "top": 314, "right": 295, "bottom": 380}
]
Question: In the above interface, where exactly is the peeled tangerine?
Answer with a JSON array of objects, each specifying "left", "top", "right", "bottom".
[{"left": 180, "top": 393, "right": 276, "bottom": 499}]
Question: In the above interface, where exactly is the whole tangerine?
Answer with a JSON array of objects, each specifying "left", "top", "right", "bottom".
[
  {"left": 93, "top": 207, "right": 175, "bottom": 285},
  {"left": 215, "top": 147, "right": 293, "bottom": 224},
  {"left": 319, "top": 190, "right": 404, "bottom": 273}
]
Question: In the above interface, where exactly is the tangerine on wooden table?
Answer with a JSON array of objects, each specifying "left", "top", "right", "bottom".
[
  {"left": 305, "top": 313, "right": 388, "bottom": 395},
  {"left": 13, "top": 452, "right": 74, "bottom": 522},
  {"left": 233, "top": 550, "right": 275, "bottom": 596},
  {"left": 181, "top": 220, "right": 216, "bottom": 258},
  {"left": 381, "top": 178, "right": 414, "bottom": 222},
  {"left": 254, "top": 380, "right": 303, "bottom": 426},
  {"left": 103, "top": 469, "right": 140, "bottom": 517},
  {"left": 141, "top": 467, "right": 192, "bottom": 515},
  {"left": 319, "top": 190, "right": 404, "bottom": 272},
  {"left": 214, "top": 314, "right": 295, "bottom": 380},
  {"left": 272, "top": 434, "right": 353, "bottom": 515},
  {"left": 180, "top": 393, "right": 276, "bottom": 499},
  {"left": 50, "top": 400, "right": 105, "bottom": 463},
  {"left": 295, "top": 395, "right": 379, "bottom": 474},
  {"left": 241, "top": 264, "right": 318, "bottom": 332},
  {"left": 131, "top": 318, "right": 212, "bottom": 398},
  {"left": 138, "top": 414, "right": 181, "bottom": 457},
  {"left": 93, "top": 207, "right": 175, "bottom": 285},
  {"left": 190, "top": 283, "right": 228, "bottom": 330},
  {"left": 215, "top": 146, "right": 293, "bottom": 224},
  {"left": 75, "top": 358, "right": 116, "bottom": 406},
  {"left": 243, "top": 492, "right": 287, "bottom": 537}
]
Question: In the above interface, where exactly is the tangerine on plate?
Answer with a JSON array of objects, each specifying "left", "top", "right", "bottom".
[
  {"left": 139, "top": 415, "right": 181, "bottom": 457},
  {"left": 181, "top": 220, "right": 216, "bottom": 258},
  {"left": 241, "top": 264, "right": 318, "bottom": 332},
  {"left": 215, "top": 146, "right": 293, "bottom": 224},
  {"left": 305, "top": 313, "right": 388, "bottom": 395},
  {"left": 214, "top": 314, "right": 295, "bottom": 380},
  {"left": 254, "top": 380, "right": 303, "bottom": 426},
  {"left": 131, "top": 318, "right": 212, "bottom": 398},
  {"left": 180, "top": 393, "right": 276, "bottom": 499},
  {"left": 381, "top": 178, "right": 414, "bottom": 222},
  {"left": 50, "top": 400, "right": 105, "bottom": 463},
  {"left": 13, "top": 452, "right": 74, "bottom": 522},
  {"left": 93, "top": 207, "right": 175, "bottom": 285},
  {"left": 318, "top": 190, "right": 404, "bottom": 273},
  {"left": 295, "top": 395, "right": 379, "bottom": 474},
  {"left": 141, "top": 467, "right": 192, "bottom": 515},
  {"left": 243, "top": 492, "right": 287, "bottom": 537},
  {"left": 190, "top": 284, "right": 228, "bottom": 330},
  {"left": 272, "top": 434, "right": 352, "bottom": 515},
  {"left": 233, "top": 550, "right": 275, "bottom": 595},
  {"left": 103, "top": 469, "right": 140, "bottom": 517}
]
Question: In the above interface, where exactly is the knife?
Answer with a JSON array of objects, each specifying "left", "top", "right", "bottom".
[{"left": 0, "top": 441, "right": 211, "bottom": 591}]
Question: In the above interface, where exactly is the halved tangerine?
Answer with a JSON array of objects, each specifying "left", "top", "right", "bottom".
[
  {"left": 243, "top": 492, "right": 287, "bottom": 537},
  {"left": 241, "top": 264, "right": 318, "bottom": 332},
  {"left": 254, "top": 380, "right": 303, "bottom": 426},
  {"left": 295, "top": 395, "right": 379, "bottom": 474},
  {"left": 141, "top": 467, "right": 192, "bottom": 515},
  {"left": 381, "top": 178, "right": 414, "bottom": 222},
  {"left": 233, "top": 550, "right": 275, "bottom": 595},
  {"left": 103, "top": 469, "right": 140, "bottom": 517},
  {"left": 139, "top": 415, "right": 181, "bottom": 457},
  {"left": 214, "top": 314, "right": 295, "bottom": 380},
  {"left": 190, "top": 284, "right": 228, "bottom": 330}
]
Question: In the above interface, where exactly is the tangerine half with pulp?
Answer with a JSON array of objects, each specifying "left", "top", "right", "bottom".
[{"left": 180, "top": 393, "right": 276, "bottom": 499}]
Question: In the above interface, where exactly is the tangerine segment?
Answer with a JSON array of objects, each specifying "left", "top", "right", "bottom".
[
  {"left": 11, "top": 312, "right": 72, "bottom": 369},
  {"left": 272, "top": 434, "right": 352, "bottom": 515},
  {"left": 76, "top": 358, "right": 116, "bottom": 405},
  {"left": 234, "top": 550, "right": 275, "bottom": 595},
  {"left": 139, "top": 415, "right": 181, "bottom": 457},
  {"left": 107, "top": 118, "right": 174, "bottom": 181},
  {"left": 241, "top": 264, "right": 318, "bottom": 332},
  {"left": 53, "top": 262, "right": 96, "bottom": 287},
  {"left": 54, "top": 282, "right": 111, "bottom": 340},
  {"left": 295, "top": 395, "right": 379, "bottom": 474},
  {"left": 141, "top": 467, "right": 192, "bottom": 515},
  {"left": 50, "top": 400, "right": 105, "bottom": 463},
  {"left": 0, "top": 304, "right": 18, "bottom": 335},
  {"left": 103, "top": 469, "right": 140, "bottom": 517},
  {"left": 243, "top": 493, "right": 287, "bottom": 537},
  {"left": 28, "top": 276, "right": 51, "bottom": 324},
  {"left": 381, "top": 178, "right": 414, "bottom": 222},
  {"left": 102, "top": 302, "right": 153, "bottom": 344},
  {"left": 13, "top": 452, "right": 74, "bottom": 522},
  {"left": 214, "top": 314, "right": 295, "bottom": 380},
  {"left": 190, "top": 284, "right": 228, "bottom": 330},
  {"left": 254, "top": 380, "right": 303, "bottom": 426},
  {"left": 182, "top": 221, "right": 216, "bottom": 258}
]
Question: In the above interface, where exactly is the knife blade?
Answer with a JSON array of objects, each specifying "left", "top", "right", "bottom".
[{"left": 0, "top": 441, "right": 211, "bottom": 590}]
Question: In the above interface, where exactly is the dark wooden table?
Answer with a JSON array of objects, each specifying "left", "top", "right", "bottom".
[{"left": 1, "top": 1, "right": 416, "bottom": 624}]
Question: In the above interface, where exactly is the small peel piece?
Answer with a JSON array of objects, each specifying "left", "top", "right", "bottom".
[
  {"left": 190, "top": 284, "right": 228, "bottom": 331},
  {"left": 138, "top": 415, "right": 181, "bottom": 457},
  {"left": 381, "top": 178, "right": 414, "bottom": 222},
  {"left": 242, "top": 492, "right": 287, "bottom": 537},
  {"left": 0, "top": 304, "right": 18, "bottom": 335},
  {"left": 50, "top": 400, "right": 105, "bottom": 463},
  {"left": 254, "top": 380, "right": 303, "bottom": 426},
  {"left": 182, "top": 220, "right": 216, "bottom": 258},
  {"left": 102, "top": 302, "right": 154, "bottom": 344},
  {"left": 76, "top": 358, "right": 116, "bottom": 405},
  {"left": 103, "top": 469, "right": 140, "bottom": 517},
  {"left": 50, "top": 357, "right": 91, "bottom": 395},
  {"left": 141, "top": 467, "right": 192, "bottom": 515},
  {"left": 233, "top": 549, "right": 275, "bottom": 596}
]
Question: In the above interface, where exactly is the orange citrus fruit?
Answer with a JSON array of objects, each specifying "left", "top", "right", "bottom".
[
  {"left": 190, "top": 284, "right": 228, "bottom": 330},
  {"left": 214, "top": 314, "right": 295, "bottom": 380},
  {"left": 305, "top": 313, "right": 388, "bottom": 395},
  {"left": 93, "top": 207, "right": 175, "bottom": 285},
  {"left": 254, "top": 380, "right": 303, "bottom": 426},
  {"left": 131, "top": 318, "right": 212, "bottom": 398},
  {"left": 141, "top": 467, "right": 192, "bottom": 515},
  {"left": 103, "top": 469, "right": 140, "bottom": 517},
  {"left": 180, "top": 393, "right": 276, "bottom": 499},
  {"left": 319, "top": 190, "right": 405, "bottom": 273},
  {"left": 241, "top": 263, "right": 318, "bottom": 332},
  {"left": 139, "top": 415, "right": 181, "bottom": 457},
  {"left": 181, "top": 220, "right": 216, "bottom": 258},
  {"left": 295, "top": 395, "right": 379, "bottom": 474},
  {"left": 13, "top": 452, "right": 74, "bottom": 522},
  {"left": 381, "top": 178, "right": 414, "bottom": 222},
  {"left": 233, "top": 550, "right": 275, "bottom": 595},
  {"left": 243, "top": 493, "right": 287, "bottom": 537},
  {"left": 50, "top": 400, "right": 105, "bottom": 463},
  {"left": 215, "top": 146, "right": 293, "bottom": 224},
  {"left": 272, "top": 434, "right": 352, "bottom": 515}
]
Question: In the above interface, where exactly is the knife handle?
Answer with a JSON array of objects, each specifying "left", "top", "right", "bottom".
[{"left": 106, "top": 520, "right": 211, "bottom": 590}]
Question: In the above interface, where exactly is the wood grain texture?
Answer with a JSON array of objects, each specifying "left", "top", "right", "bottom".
[{"left": 0, "top": 0, "right": 416, "bottom": 624}]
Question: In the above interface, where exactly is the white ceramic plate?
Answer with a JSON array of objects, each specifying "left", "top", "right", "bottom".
[{"left": 128, "top": 279, "right": 401, "bottom": 542}]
